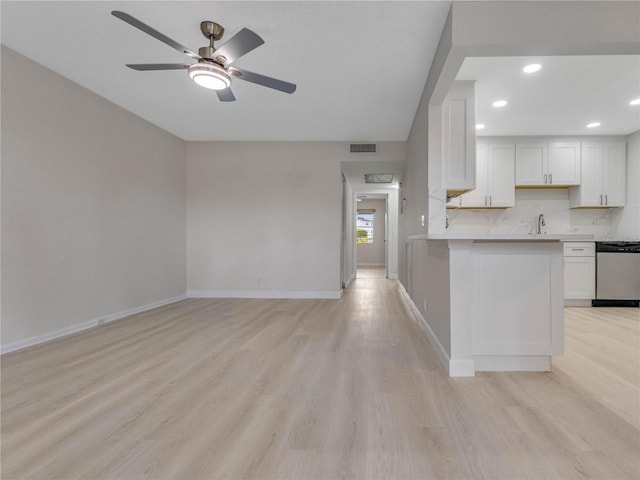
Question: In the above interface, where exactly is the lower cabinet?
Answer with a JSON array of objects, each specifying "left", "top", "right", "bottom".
[{"left": 563, "top": 242, "right": 595, "bottom": 305}]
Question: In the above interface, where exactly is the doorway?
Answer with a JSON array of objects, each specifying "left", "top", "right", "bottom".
[{"left": 355, "top": 194, "right": 388, "bottom": 278}]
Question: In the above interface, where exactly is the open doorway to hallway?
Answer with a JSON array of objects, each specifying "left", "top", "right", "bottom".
[
  {"left": 341, "top": 153, "right": 404, "bottom": 290},
  {"left": 355, "top": 194, "right": 388, "bottom": 278}
]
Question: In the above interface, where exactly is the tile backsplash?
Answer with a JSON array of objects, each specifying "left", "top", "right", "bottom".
[{"left": 446, "top": 189, "right": 615, "bottom": 239}]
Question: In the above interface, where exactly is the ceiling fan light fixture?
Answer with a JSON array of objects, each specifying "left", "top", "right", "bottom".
[{"left": 188, "top": 63, "right": 231, "bottom": 90}]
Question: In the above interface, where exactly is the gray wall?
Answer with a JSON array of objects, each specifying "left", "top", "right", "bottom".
[
  {"left": 1, "top": 47, "right": 187, "bottom": 350},
  {"left": 186, "top": 142, "right": 342, "bottom": 297}
]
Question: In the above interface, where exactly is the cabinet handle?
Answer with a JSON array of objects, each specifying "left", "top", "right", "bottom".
[
  {"left": 600, "top": 195, "right": 603, "bottom": 205},
  {"left": 490, "top": 195, "right": 492, "bottom": 206},
  {"left": 544, "top": 174, "right": 548, "bottom": 184},
  {"left": 549, "top": 173, "right": 552, "bottom": 184},
  {"left": 572, "top": 248, "right": 585, "bottom": 251},
  {"left": 605, "top": 194, "right": 608, "bottom": 205}
]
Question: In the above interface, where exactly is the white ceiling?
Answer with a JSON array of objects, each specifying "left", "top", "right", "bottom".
[
  {"left": 1, "top": 1, "right": 451, "bottom": 142},
  {"left": 456, "top": 55, "right": 640, "bottom": 137}
]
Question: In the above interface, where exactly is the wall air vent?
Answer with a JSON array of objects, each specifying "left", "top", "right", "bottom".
[
  {"left": 349, "top": 143, "right": 377, "bottom": 154},
  {"left": 364, "top": 173, "right": 394, "bottom": 184}
]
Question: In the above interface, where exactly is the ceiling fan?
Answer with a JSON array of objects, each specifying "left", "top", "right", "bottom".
[{"left": 111, "top": 11, "right": 296, "bottom": 102}]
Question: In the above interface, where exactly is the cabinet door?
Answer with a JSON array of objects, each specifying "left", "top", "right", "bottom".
[
  {"left": 461, "top": 144, "right": 488, "bottom": 207},
  {"left": 516, "top": 143, "right": 547, "bottom": 186},
  {"left": 487, "top": 144, "right": 515, "bottom": 207},
  {"left": 564, "top": 257, "right": 595, "bottom": 299},
  {"left": 579, "top": 142, "right": 604, "bottom": 207},
  {"left": 603, "top": 142, "right": 626, "bottom": 206},
  {"left": 548, "top": 142, "right": 581, "bottom": 186},
  {"left": 443, "top": 82, "right": 476, "bottom": 192}
]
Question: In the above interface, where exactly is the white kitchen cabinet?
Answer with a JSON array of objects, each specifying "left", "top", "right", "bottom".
[
  {"left": 563, "top": 242, "right": 595, "bottom": 306},
  {"left": 448, "top": 142, "right": 515, "bottom": 208},
  {"left": 443, "top": 82, "right": 476, "bottom": 194},
  {"left": 515, "top": 142, "right": 547, "bottom": 186},
  {"left": 548, "top": 142, "right": 581, "bottom": 186},
  {"left": 569, "top": 141, "right": 626, "bottom": 208},
  {"left": 487, "top": 144, "right": 516, "bottom": 207},
  {"left": 516, "top": 141, "right": 581, "bottom": 187}
]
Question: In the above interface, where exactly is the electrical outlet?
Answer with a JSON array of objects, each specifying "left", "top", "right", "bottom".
[{"left": 256, "top": 277, "right": 262, "bottom": 288}]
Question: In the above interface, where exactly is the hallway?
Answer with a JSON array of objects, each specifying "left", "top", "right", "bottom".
[{"left": 2, "top": 274, "right": 638, "bottom": 479}]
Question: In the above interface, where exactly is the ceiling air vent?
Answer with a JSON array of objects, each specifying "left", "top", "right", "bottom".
[
  {"left": 364, "top": 173, "right": 394, "bottom": 184},
  {"left": 349, "top": 143, "right": 377, "bottom": 154}
]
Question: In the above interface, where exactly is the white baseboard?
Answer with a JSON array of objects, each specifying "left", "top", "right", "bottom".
[
  {"left": 388, "top": 273, "right": 399, "bottom": 280},
  {"left": 344, "top": 274, "right": 356, "bottom": 289},
  {"left": 474, "top": 355, "right": 551, "bottom": 372},
  {"left": 449, "top": 359, "right": 476, "bottom": 377},
  {"left": 1, "top": 295, "right": 187, "bottom": 355},
  {"left": 187, "top": 290, "right": 341, "bottom": 300},
  {"left": 564, "top": 299, "right": 592, "bottom": 307},
  {"left": 357, "top": 263, "right": 386, "bottom": 267},
  {"left": 397, "top": 283, "right": 468, "bottom": 376}
]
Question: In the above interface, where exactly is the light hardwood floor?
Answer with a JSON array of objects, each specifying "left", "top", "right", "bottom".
[{"left": 2, "top": 273, "right": 639, "bottom": 479}]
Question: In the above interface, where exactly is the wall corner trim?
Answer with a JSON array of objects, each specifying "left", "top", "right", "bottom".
[
  {"left": 1, "top": 295, "right": 188, "bottom": 355},
  {"left": 345, "top": 274, "right": 357, "bottom": 289},
  {"left": 187, "top": 290, "right": 341, "bottom": 300},
  {"left": 397, "top": 282, "right": 475, "bottom": 377}
]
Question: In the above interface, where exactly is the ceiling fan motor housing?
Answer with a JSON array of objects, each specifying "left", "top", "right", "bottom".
[{"left": 198, "top": 46, "right": 217, "bottom": 60}]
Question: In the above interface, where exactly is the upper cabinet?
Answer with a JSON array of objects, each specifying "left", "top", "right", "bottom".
[
  {"left": 548, "top": 142, "right": 581, "bottom": 186},
  {"left": 448, "top": 142, "right": 515, "bottom": 208},
  {"left": 515, "top": 141, "right": 580, "bottom": 187},
  {"left": 443, "top": 82, "right": 476, "bottom": 194},
  {"left": 515, "top": 142, "right": 547, "bottom": 186},
  {"left": 569, "top": 141, "right": 626, "bottom": 208}
]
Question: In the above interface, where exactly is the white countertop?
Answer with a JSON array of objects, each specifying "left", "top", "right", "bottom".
[{"left": 408, "top": 233, "right": 595, "bottom": 241}]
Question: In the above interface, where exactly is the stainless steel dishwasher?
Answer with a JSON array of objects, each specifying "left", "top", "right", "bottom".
[{"left": 593, "top": 242, "right": 640, "bottom": 307}]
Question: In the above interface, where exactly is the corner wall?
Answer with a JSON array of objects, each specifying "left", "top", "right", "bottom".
[{"left": 1, "top": 47, "right": 187, "bottom": 351}]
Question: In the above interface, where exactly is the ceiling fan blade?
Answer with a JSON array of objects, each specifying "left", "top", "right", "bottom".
[
  {"left": 232, "top": 68, "right": 296, "bottom": 94},
  {"left": 213, "top": 28, "right": 264, "bottom": 65},
  {"left": 126, "top": 63, "right": 190, "bottom": 71},
  {"left": 111, "top": 11, "right": 201, "bottom": 60},
  {"left": 216, "top": 89, "right": 236, "bottom": 102}
]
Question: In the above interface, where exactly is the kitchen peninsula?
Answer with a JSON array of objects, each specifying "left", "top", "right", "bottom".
[{"left": 406, "top": 233, "right": 594, "bottom": 377}]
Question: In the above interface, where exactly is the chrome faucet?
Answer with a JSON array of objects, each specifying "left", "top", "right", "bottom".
[{"left": 536, "top": 214, "right": 546, "bottom": 234}]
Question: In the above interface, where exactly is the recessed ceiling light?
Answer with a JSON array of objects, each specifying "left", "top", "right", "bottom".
[
  {"left": 475, "top": 124, "right": 486, "bottom": 130},
  {"left": 523, "top": 63, "right": 542, "bottom": 73},
  {"left": 492, "top": 100, "right": 508, "bottom": 108},
  {"left": 630, "top": 98, "right": 640, "bottom": 106},
  {"left": 586, "top": 122, "right": 601, "bottom": 128}
]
